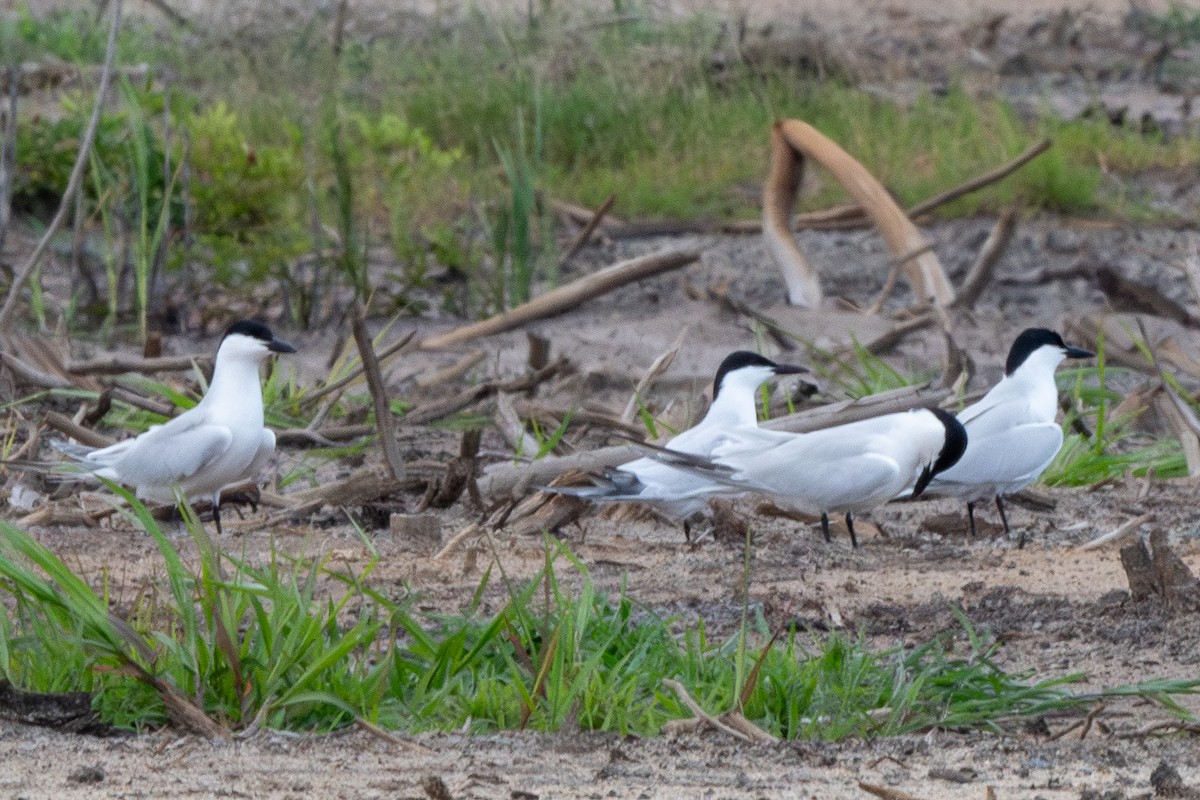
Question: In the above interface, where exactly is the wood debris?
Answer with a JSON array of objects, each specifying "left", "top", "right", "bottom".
[{"left": 1119, "top": 528, "right": 1200, "bottom": 611}]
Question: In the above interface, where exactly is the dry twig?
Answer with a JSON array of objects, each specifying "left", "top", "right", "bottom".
[
  {"left": 351, "top": 310, "right": 405, "bottom": 481},
  {"left": 419, "top": 247, "right": 700, "bottom": 350}
]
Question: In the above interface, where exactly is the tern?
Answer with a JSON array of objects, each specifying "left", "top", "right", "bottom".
[
  {"left": 924, "top": 327, "right": 1092, "bottom": 547},
  {"left": 647, "top": 407, "right": 968, "bottom": 547},
  {"left": 53, "top": 320, "right": 296, "bottom": 532},
  {"left": 551, "top": 351, "right": 809, "bottom": 521}
]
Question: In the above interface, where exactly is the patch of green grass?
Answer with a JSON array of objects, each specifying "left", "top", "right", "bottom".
[{"left": 1, "top": 511, "right": 1197, "bottom": 738}]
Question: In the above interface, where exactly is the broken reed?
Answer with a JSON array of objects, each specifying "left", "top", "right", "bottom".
[{"left": 0, "top": 506, "right": 1197, "bottom": 738}]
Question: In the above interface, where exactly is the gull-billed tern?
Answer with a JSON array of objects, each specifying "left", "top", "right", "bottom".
[
  {"left": 923, "top": 327, "right": 1092, "bottom": 546},
  {"left": 551, "top": 351, "right": 809, "bottom": 521},
  {"left": 53, "top": 320, "right": 296, "bottom": 532},
  {"left": 647, "top": 407, "right": 968, "bottom": 547}
]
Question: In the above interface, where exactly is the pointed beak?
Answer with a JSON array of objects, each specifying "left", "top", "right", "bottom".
[
  {"left": 910, "top": 465, "right": 935, "bottom": 499},
  {"left": 1064, "top": 345, "right": 1094, "bottom": 359},
  {"left": 772, "top": 363, "right": 810, "bottom": 375},
  {"left": 268, "top": 338, "right": 297, "bottom": 354}
]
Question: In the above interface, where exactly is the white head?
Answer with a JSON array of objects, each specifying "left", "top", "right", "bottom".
[
  {"left": 1004, "top": 328, "right": 1092, "bottom": 379},
  {"left": 217, "top": 320, "right": 297, "bottom": 364}
]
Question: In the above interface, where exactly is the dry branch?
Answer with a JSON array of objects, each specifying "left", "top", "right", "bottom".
[
  {"left": 404, "top": 357, "right": 567, "bottom": 426},
  {"left": 558, "top": 194, "right": 616, "bottom": 267},
  {"left": 763, "top": 122, "right": 823, "bottom": 306},
  {"left": 352, "top": 310, "right": 405, "bottom": 481},
  {"left": 419, "top": 247, "right": 699, "bottom": 350},
  {"left": 1076, "top": 512, "right": 1154, "bottom": 551},
  {"left": 299, "top": 329, "right": 416, "bottom": 410},
  {"left": 952, "top": 207, "right": 1018, "bottom": 310},
  {"left": 477, "top": 383, "right": 951, "bottom": 498},
  {"left": 0, "top": 0, "right": 123, "bottom": 332},
  {"left": 42, "top": 411, "right": 114, "bottom": 448},
  {"left": 766, "top": 119, "right": 954, "bottom": 308},
  {"left": 65, "top": 353, "right": 212, "bottom": 376},
  {"left": 413, "top": 348, "right": 485, "bottom": 389},
  {"left": 857, "top": 782, "right": 926, "bottom": 800},
  {"left": 907, "top": 138, "right": 1052, "bottom": 219},
  {"left": 621, "top": 327, "right": 687, "bottom": 423}
]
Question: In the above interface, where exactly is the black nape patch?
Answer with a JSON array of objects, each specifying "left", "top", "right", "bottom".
[
  {"left": 929, "top": 407, "right": 968, "bottom": 477},
  {"left": 223, "top": 319, "right": 275, "bottom": 344}
]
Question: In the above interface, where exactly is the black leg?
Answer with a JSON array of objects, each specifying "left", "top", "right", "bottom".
[
  {"left": 820, "top": 512, "right": 832, "bottom": 543},
  {"left": 683, "top": 518, "right": 692, "bottom": 543},
  {"left": 212, "top": 492, "right": 223, "bottom": 535},
  {"left": 966, "top": 501, "right": 977, "bottom": 537},
  {"left": 995, "top": 494, "right": 1018, "bottom": 547},
  {"left": 845, "top": 512, "right": 858, "bottom": 549}
]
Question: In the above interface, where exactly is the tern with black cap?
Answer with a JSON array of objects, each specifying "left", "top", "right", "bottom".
[
  {"left": 550, "top": 351, "right": 810, "bottom": 520},
  {"left": 645, "top": 407, "right": 968, "bottom": 547},
  {"left": 52, "top": 320, "right": 296, "bottom": 532},
  {"left": 922, "top": 327, "right": 1093, "bottom": 546}
]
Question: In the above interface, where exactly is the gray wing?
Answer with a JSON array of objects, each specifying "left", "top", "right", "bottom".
[
  {"left": 107, "top": 424, "right": 234, "bottom": 488},
  {"left": 934, "top": 421, "right": 1062, "bottom": 488}
]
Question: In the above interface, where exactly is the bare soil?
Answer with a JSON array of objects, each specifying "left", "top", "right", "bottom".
[{"left": 6, "top": 1, "right": 1200, "bottom": 798}]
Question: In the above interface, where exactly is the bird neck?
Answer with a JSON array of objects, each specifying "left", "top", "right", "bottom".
[
  {"left": 704, "top": 382, "right": 761, "bottom": 428},
  {"left": 198, "top": 357, "right": 265, "bottom": 418}
]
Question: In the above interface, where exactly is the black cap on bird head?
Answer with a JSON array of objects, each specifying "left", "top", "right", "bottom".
[
  {"left": 911, "top": 407, "right": 968, "bottom": 499},
  {"left": 711, "top": 351, "right": 809, "bottom": 400},
  {"left": 222, "top": 319, "right": 297, "bottom": 354},
  {"left": 1005, "top": 328, "right": 1093, "bottom": 376}
]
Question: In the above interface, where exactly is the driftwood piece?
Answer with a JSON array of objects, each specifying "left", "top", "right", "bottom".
[
  {"left": 413, "top": 349, "right": 485, "bottom": 389},
  {"left": 1097, "top": 266, "right": 1200, "bottom": 327},
  {"left": 0, "top": 0, "right": 123, "bottom": 333},
  {"left": 857, "top": 782, "right": 926, "bottom": 800},
  {"left": 1119, "top": 528, "right": 1200, "bottom": 610},
  {"left": 405, "top": 357, "right": 567, "bottom": 426},
  {"left": 268, "top": 465, "right": 413, "bottom": 522},
  {"left": 558, "top": 194, "right": 616, "bottom": 267},
  {"left": 65, "top": 353, "right": 212, "bottom": 376},
  {"left": 620, "top": 327, "right": 687, "bottom": 423},
  {"left": 352, "top": 310, "right": 405, "bottom": 481},
  {"left": 765, "top": 119, "right": 954, "bottom": 308},
  {"left": 952, "top": 207, "right": 1018, "bottom": 310},
  {"left": 42, "top": 410, "right": 114, "bottom": 448},
  {"left": 275, "top": 423, "right": 373, "bottom": 447},
  {"left": 1076, "top": 512, "right": 1154, "bottom": 551},
  {"left": 476, "top": 383, "right": 950, "bottom": 498},
  {"left": 419, "top": 248, "right": 700, "bottom": 350}
]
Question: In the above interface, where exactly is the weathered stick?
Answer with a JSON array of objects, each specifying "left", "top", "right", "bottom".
[
  {"left": 906, "top": 137, "right": 1052, "bottom": 220},
  {"left": 413, "top": 348, "right": 485, "bottom": 389},
  {"left": 352, "top": 310, "right": 405, "bottom": 481},
  {"left": 620, "top": 326, "right": 687, "bottom": 423},
  {"left": 0, "top": 0, "right": 123, "bottom": 332},
  {"left": 65, "top": 353, "right": 212, "bottom": 376},
  {"left": 477, "top": 383, "right": 952, "bottom": 498},
  {"left": 299, "top": 329, "right": 416, "bottom": 410},
  {"left": 558, "top": 194, "right": 616, "bottom": 267},
  {"left": 1076, "top": 512, "right": 1154, "bottom": 552},
  {"left": 767, "top": 119, "right": 955, "bottom": 308},
  {"left": 419, "top": 247, "right": 700, "bottom": 350},
  {"left": 0, "top": 352, "right": 72, "bottom": 389},
  {"left": 951, "top": 208, "right": 1017, "bottom": 310},
  {"left": 404, "top": 357, "right": 567, "bottom": 426},
  {"left": 762, "top": 122, "right": 823, "bottom": 306},
  {"left": 42, "top": 411, "right": 115, "bottom": 448}
]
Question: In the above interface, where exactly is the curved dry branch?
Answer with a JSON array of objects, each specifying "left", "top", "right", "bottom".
[{"left": 764, "top": 119, "right": 955, "bottom": 309}]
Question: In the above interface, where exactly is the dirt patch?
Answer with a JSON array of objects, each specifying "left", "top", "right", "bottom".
[{"left": 7, "top": 1, "right": 1200, "bottom": 798}]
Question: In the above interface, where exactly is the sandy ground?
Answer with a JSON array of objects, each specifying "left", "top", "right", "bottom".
[{"left": 6, "top": 1, "right": 1200, "bottom": 798}]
